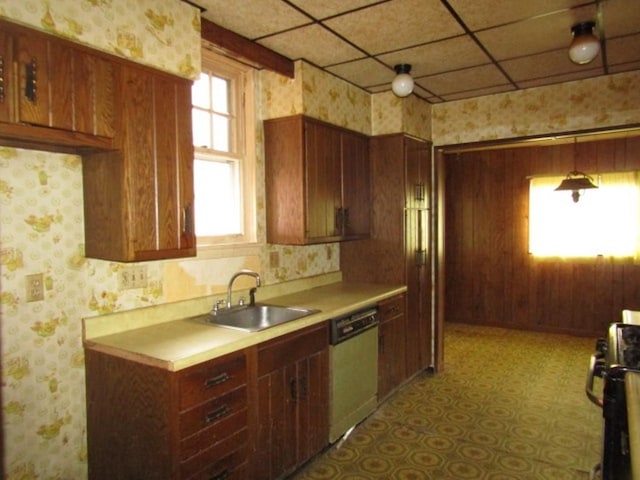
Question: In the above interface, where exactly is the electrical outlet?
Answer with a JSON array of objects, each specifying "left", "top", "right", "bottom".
[
  {"left": 26, "top": 273, "right": 44, "bottom": 302},
  {"left": 118, "top": 266, "right": 148, "bottom": 290}
]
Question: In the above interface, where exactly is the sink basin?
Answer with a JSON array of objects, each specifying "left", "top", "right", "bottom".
[{"left": 192, "top": 303, "right": 320, "bottom": 332}]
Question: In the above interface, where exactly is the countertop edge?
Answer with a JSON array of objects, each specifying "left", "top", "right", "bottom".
[{"left": 84, "top": 282, "right": 407, "bottom": 371}]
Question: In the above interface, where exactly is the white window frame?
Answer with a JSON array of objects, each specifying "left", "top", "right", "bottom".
[
  {"left": 193, "top": 45, "right": 258, "bottom": 256},
  {"left": 529, "top": 171, "right": 640, "bottom": 258}
]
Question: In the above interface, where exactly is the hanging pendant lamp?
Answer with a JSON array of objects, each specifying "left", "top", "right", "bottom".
[{"left": 555, "top": 139, "right": 598, "bottom": 202}]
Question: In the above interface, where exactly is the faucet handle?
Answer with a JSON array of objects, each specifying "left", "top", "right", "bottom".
[
  {"left": 238, "top": 297, "right": 245, "bottom": 306},
  {"left": 213, "top": 300, "right": 225, "bottom": 314}
]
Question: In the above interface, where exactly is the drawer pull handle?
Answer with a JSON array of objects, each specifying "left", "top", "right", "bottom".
[
  {"left": 209, "top": 469, "right": 230, "bottom": 480},
  {"left": 204, "top": 372, "right": 230, "bottom": 388},
  {"left": 205, "top": 405, "right": 231, "bottom": 424},
  {"left": 386, "top": 306, "right": 400, "bottom": 315}
]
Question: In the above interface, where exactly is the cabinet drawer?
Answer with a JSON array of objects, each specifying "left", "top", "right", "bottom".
[
  {"left": 180, "top": 428, "right": 248, "bottom": 479},
  {"left": 180, "top": 352, "right": 246, "bottom": 411},
  {"left": 258, "top": 323, "right": 328, "bottom": 376},
  {"left": 184, "top": 448, "right": 247, "bottom": 480},
  {"left": 378, "top": 295, "right": 405, "bottom": 320},
  {"left": 180, "top": 386, "right": 247, "bottom": 449}
]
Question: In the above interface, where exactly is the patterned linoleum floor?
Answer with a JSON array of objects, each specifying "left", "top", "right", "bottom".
[{"left": 293, "top": 322, "right": 603, "bottom": 480}]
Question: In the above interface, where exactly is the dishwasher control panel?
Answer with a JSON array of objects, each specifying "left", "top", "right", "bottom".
[{"left": 330, "top": 307, "right": 378, "bottom": 345}]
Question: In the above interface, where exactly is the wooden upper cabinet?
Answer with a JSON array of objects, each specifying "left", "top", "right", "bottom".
[
  {"left": 0, "top": 20, "right": 115, "bottom": 151},
  {"left": 264, "top": 115, "right": 370, "bottom": 245},
  {"left": 9, "top": 22, "right": 115, "bottom": 136},
  {"left": 82, "top": 63, "right": 195, "bottom": 262}
]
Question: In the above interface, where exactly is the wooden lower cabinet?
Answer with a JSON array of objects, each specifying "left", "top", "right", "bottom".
[
  {"left": 85, "top": 324, "right": 330, "bottom": 480},
  {"left": 377, "top": 294, "right": 407, "bottom": 401},
  {"left": 85, "top": 349, "right": 248, "bottom": 480},
  {"left": 253, "top": 323, "right": 330, "bottom": 479}
]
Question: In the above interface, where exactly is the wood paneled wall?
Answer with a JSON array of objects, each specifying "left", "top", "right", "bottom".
[{"left": 443, "top": 136, "right": 640, "bottom": 337}]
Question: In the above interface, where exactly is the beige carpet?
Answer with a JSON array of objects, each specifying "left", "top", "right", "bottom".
[{"left": 293, "top": 322, "right": 603, "bottom": 479}]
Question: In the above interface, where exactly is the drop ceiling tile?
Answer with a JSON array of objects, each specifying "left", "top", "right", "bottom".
[
  {"left": 416, "top": 64, "right": 510, "bottom": 96},
  {"left": 606, "top": 34, "right": 640, "bottom": 65},
  {"left": 501, "top": 49, "right": 604, "bottom": 82},
  {"left": 609, "top": 60, "right": 640, "bottom": 74},
  {"left": 376, "top": 35, "right": 491, "bottom": 76},
  {"left": 258, "top": 25, "right": 365, "bottom": 66},
  {"left": 323, "top": 0, "right": 465, "bottom": 55},
  {"left": 447, "top": 0, "right": 593, "bottom": 31},
  {"left": 440, "top": 84, "right": 516, "bottom": 101},
  {"left": 601, "top": 0, "right": 640, "bottom": 37},
  {"left": 475, "top": 5, "right": 596, "bottom": 60},
  {"left": 196, "top": 0, "right": 311, "bottom": 39},
  {"left": 287, "top": 0, "right": 382, "bottom": 19},
  {"left": 516, "top": 68, "right": 603, "bottom": 89},
  {"left": 326, "top": 58, "right": 394, "bottom": 88}
]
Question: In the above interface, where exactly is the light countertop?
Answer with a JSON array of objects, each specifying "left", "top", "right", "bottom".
[
  {"left": 627, "top": 372, "right": 640, "bottom": 480},
  {"left": 83, "top": 281, "right": 406, "bottom": 371}
]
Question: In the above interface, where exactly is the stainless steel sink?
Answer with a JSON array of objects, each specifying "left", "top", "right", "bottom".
[{"left": 192, "top": 303, "right": 320, "bottom": 332}]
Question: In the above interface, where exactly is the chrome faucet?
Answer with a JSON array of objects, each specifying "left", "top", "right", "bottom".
[{"left": 226, "top": 269, "right": 261, "bottom": 308}]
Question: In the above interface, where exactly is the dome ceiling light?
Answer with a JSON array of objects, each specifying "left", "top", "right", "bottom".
[
  {"left": 569, "top": 21, "right": 600, "bottom": 65},
  {"left": 391, "top": 64, "right": 414, "bottom": 97}
]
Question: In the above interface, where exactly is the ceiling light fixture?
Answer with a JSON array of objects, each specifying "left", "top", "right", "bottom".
[
  {"left": 555, "top": 171, "right": 598, "bottom": 202},
  {"left": 568, "top": 21, "right": 600, "bottom": 64},
  {"left": 391, "top": 64, "right": 414, "bottom": 97},
  {"left": 555, "top": 138, "right": 598, "bottom": 202}
]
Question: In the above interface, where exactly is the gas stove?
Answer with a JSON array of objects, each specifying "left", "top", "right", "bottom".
[{"left": 587, "top": 323, "right": 640, "bottom": 479}]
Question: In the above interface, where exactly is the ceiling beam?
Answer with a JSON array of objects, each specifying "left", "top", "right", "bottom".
[{"left": 200, "top": 18, "right": 294, "bottom": 78}]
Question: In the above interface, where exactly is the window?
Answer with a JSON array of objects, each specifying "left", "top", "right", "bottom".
[
  {"left": 191, "top": 47, "right": 256, "bottom": 248},
  {"left": 529, "top": 171, "right": 640, "bottom": 257}
]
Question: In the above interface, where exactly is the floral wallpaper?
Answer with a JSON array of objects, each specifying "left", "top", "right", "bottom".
[
  {"left": 372, "top": 91, "right": 432, "bottom": 140},
  {"left": 261, "top": 61, "right": 371, "bottom": 135},
  {"left": 0, "top": 0, "right": 201, "bottom": 79},
  {"left": 432, "top": 70, "right": 640, "bottom": 145}
]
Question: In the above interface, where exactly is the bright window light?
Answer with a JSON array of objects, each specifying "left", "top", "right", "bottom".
[
  {"left": 529, "top": 171, "right": 640, "bottom": 257},
  {"left": 190, "top": 48, "right": 256, "bottom": 247}
]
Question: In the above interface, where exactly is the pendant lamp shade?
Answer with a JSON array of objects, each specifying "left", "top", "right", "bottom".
[{"left": 555, "top": 171, "right": 598, "bottom": 203}]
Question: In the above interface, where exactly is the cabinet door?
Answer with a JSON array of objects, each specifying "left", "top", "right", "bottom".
[
  {"left": 305, "top": 120, "right": 342, "bottom": 240},
  {"left": 121, "top": 65, "right": 195, "bottom": 261},
  {"left": 0, "top": 30, "right": 13, "bottom": 123},
  {"left": 405, "top": 138, "right": 432, "bottom": 374},
  {"left": 256, "top": 363, "right": 298, "bottom": 480},
  {"left": 15, "top": 31, "right": 53, "bottom": 127},
  {"left": 14, "top": 30, "right": 115, "bottom": 136},
  {"left": 255, "top": 324, "right": 329, "bottom": 479},
  {"left": 378, "top": 295, "right": 407, "bottom": 400},
  {"left": 296, "top": 348, "right": 329, "bottom": 464},
  {"left": 341, "top": 132, "right": 370, "bottom": 238}
]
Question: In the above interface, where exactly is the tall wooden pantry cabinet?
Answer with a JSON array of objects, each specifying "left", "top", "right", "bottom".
[{"left": 341, "top": 134, "right": 433, "bottom": 382}]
